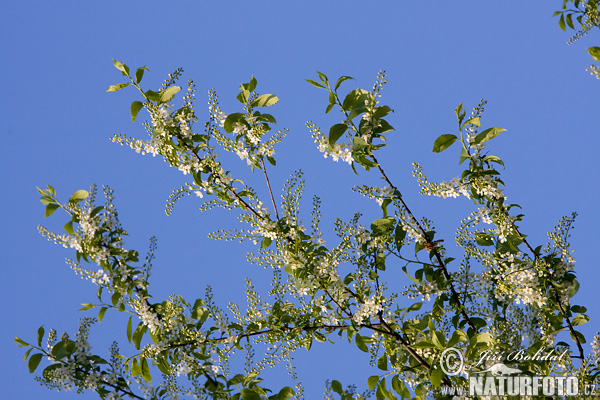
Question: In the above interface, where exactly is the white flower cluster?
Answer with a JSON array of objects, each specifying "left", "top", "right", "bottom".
[
  {"left": 431, "top": 177, "right": 470, "bottom": 199},
  {"left": 590, "top": 334, "right": 600, "bottom": 363},
  {"left": 477, "top": 206, "right": 493, "bottom": 224},
  {"left": 472, "top": 175, "right": 507, "bottom": 201},
  {"left": 353, "top": 295, "right": 382, "bottom": 323},
  {"left": 251, "top": 219, "right": 278, "bottom": 240},
  {"left": 369, "top": 186, "right": 395, "bottom": 206},
  {"left": 418, "top": 279, "right": 443, "bottom": 302},
  {"left": 360, "top": 111, "right": 382, "bottom": 138},
  {"left": 132, "top": 297, "right": 162, "bottom": 333},
  {"left": 496, "top": 262, "right": 546, "bottom": 307},
  {"left": 43, "top": 319, "right": 106, "bottom": 392},
  {"left": 310, "top": 125, "right": 353, "bottom": 164}
]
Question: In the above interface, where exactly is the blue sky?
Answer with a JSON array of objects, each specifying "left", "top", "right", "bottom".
[{"left": 1, "top": 1, "right": 599, "bottom": 399}]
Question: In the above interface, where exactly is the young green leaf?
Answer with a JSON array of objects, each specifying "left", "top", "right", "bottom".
[
  {"left": 472, "top": 127, "right": 506, "bottom": 144},
  {"left": 106, "top": 83, "right": 130, "bottom": 92},
  {"left": 130, "top": 101, "right": 144, "bottom": 122},
  {"left": 251, "top": 94, "right": 279, "bottom": 107},
  {"left": 571, "top": 314, "right": 589, "bottom": 326},
  {"left": 334, "top": 75, "right": 354, "bottom": 91},
  {"left": 112, "top": 59, "right": 130, "bottom": 76},
  {"left": 135, "top": 66, "right": 149, "bottom": 84},
  {"left": 331, "top": 380, "right": 343, "bottom": 395},
  {"left": 145, "top": 89, "right": 161, "bottom": 102},
  {"left": 432, "top": 134, "right": 458, "bottom": 153},
  {"left": 44, "top": 203, "right": 59, "bottom": 218},
  {"left": 371, "top": 217, "right": 395, "bottom": 236},
  {"left": 328, "top": 123, "right": 347, "bottom": 146},
  {"left": 587, "top": 47, "right": 600, "bottom": 61},
  {"left": 160, "top": 86, "right": 181, "bottom": 103},
  {"left": 63, "top": 221, "right": 75, "bottom": 235},
  {"left": 391, "top": 375, "right": 410, "bottom": 398},
  {"left": 28, "top": 353, "right": 43, "bottom": 373},
  {"left": 69, "top": 190, "right": 89, "bottom": 203},
  {"left": 14, "top": 336, "right": 29, "bottom": 347},
  {"left": 305, "top": 79, "right": 326, "bottom": 89},
  {"left": 37, "top": 326, "right": 45, "bottom": 346},
  {"left": 355, "top": 334, "right": 368, "bottom": 352},
  {"left": 430, "top": 368, "right": 444, "bottom": 388},
  {"left": 141, "top": 357, "right": 152, "bottom": 382},
  {"left": 368, "top": 375, "right": 379, "bottom": 391}
]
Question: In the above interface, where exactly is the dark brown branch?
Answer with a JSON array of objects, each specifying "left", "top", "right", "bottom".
[
  {"left": 510, "top": 222, "right": 585, "bottom": 362},
  {"left": 372, "top": 154, "right": 477, "bottom": 332},
  {"left": 260, "top": 159, "right": 280, "bottom": 220}
]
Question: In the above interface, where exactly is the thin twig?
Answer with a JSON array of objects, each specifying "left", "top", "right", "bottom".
[
  {"left": 372, "top": 154, "right": 477, "bottom": 332},
  {"left": 260, "top": 159, "right": 280, "bottom": 220}
]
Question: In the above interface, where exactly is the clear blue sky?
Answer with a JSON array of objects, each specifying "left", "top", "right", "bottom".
[{"left": 1, "top": 1, "right": 598, "bottom": 399}]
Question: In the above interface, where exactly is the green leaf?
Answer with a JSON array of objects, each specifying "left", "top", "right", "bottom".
[
  {"left": 331, "top": 380, "right": 343, "bottom": 394},
  {"left": 223, "top": 113, "right": 246, "bottom": 134},
  {"left": 571, "top": 314, "right": 589, "bottom": 326},
  {"left": 251, "top": 94, "right": 279, "bottom": 107},
  {"left": 328, "top": 123, "right": 347, "bottom": 146},
  {"left": 352, "top": 136, "right": 368, "bottom": 151},
  {"left": 391, "top": 375, "right": 410, "bottom": 398},
  {"left": 14, "top": 336, "right": 29, "bottom": 347},
  {"left": 141, "top": 357, "right": 152, "bottom": 382},
  {"left": 465, "top": 116, "right": 481, "bottom": 127},
  {"left": 305, "top": 79, "right": 326, "bottom": 89},
  {"left": 377, "top": 355, "right": 388, "bottom": 371},
  {"left": 394, "top": 225, "right": 406, "bottom": 250},
  {"left": 241, "top": 389, "right": 262, "bottom": 400},
  {"left": 587, "top": 47, "right": 600, "bottom": 61},
  {"left": 559, "top": 13, "right": 566, "bottom": 30},
  {"left": 106, "top": 83, "right": 130, "bottom": 92},
  {"left": 570, "top": 330, "right": 586, "bottom": 344},
  {"left": 130, "top": 101, "right": 144, "bottom": 122},
  {"left": 368, "top": 375, "right": 379, "bottom": 391},
  {"left": 273, "top": 387, "right": 294, "bottom": 400},
  {"left": 135, "top": 66, "right": 149, "bottom": 84},
  {"left": 98, "top": 306, "right": 107, "bottom": 322},
  {"left": 371, "top": 217, "right": 395, "bottom": 236},
  {"left": 133, "top": 323, "right": 146, "bottom": 350},
  {"left": 113, "top": 59, "right": 130, "bottom": 76},
  {"left": 335, "top": 75, "right": 354, "bottom": 91},
  {"left": 342, "top": 88, "right": 369, "bottom": 111},
  {"left": 63, "top": 221, "right": 75, "bottom": 235},
  {"left": 247, "top": 76, "right": 257, "bottom": 92},
  {"left": 376, "top": 378, "right": 396, "bottom": 400},
  {"left": 127, "top": 317, "right": 133, "bottom": 343},
  {"left": 355, "top": 334, "right": 368, "bottom": 352},
  {"left": 566, "top": 13, "right": 574, "bottom": 29},
  {"left": 316, "top": 71, "right": 329, "bottom": 83},
  {"left": 571, "top": 305, "right": 587, "bottom": 313},
  {"left": 455, "top": 103, "right": 463, "bottom": 119},
  {"left": 475, "top": 233, "right": 494, "bottom": 246},
  {"left": 432, "top": 134, "right": 458, "bottom": 153},
  {"left": 28, "top": 353, "right": 43, "bottom": 373},
  {"left": 69, "top": 190, "right": 89, "bottom": 203},
  {"left": 482, "top": 155, "right": 505, "bottom": 168},
  {"left": 472, "top": 127, "right": 506, "bottom": 144},
  {"left": 160, "top": 86, "right": 181, "bottom": 103},
  {"left": 44, "top": 203, "right": 59, "bottom": 218},
  {"left": 23, "top": 348, "right": 33, "bottom": 362},
  {"left": 430, "top": 368, "right": 444, "bottom": 388},
  {"left": 53, "top": 340, "right": 70, "bottom": 360},
  {"left": 131, "top": 358, "right": 141, "bottom": 376},
  {"left": 37, "top": 326, "right": 45, "bottom": 346},
  {"left": 145, "top": 89, "right": 160, "bottom": 102}
]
